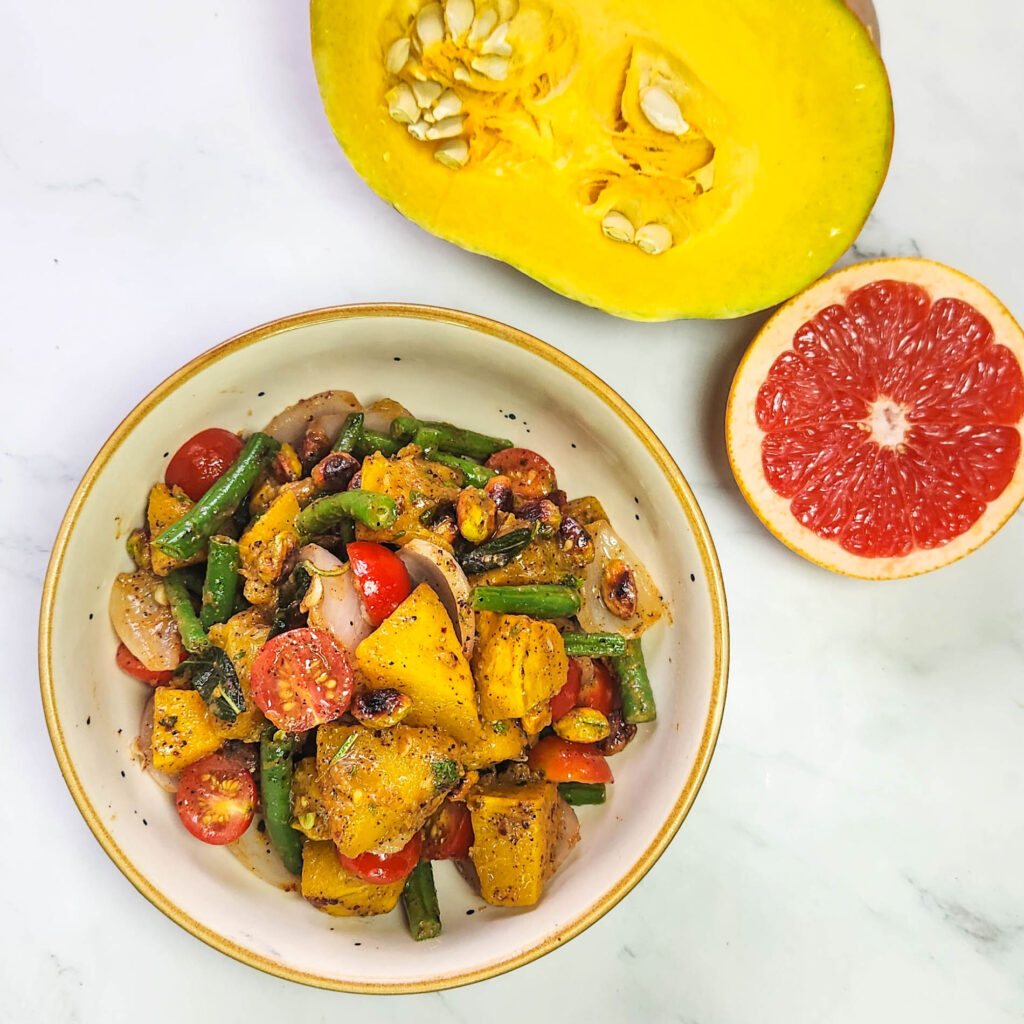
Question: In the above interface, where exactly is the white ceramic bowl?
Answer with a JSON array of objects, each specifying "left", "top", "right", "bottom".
[{"left": 39, "top": 305, "right": 728, "bottom": 992}]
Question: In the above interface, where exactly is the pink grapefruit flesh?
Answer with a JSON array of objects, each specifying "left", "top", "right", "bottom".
[{"left": 727, "top": 259, "right": 1024, "bottom": 578}]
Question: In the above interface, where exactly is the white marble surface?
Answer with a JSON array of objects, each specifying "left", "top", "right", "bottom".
[{"left": 3, "top": 0, "right": 1023, "bottom": 1020}]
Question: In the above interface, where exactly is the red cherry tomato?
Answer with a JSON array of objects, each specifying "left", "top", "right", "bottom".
[
  {"left": 484, "top": 448, "right": 557, "bottom": 499},
  {"left": 165, "top": 428, "right": 244, "bottom": 502},
  {"left": 115, "top": 642, "right": 176, "bottom": 686},
  {"left": 579, "top": 660, "right": 617, "bottom": 716},
  {"left": 250, "top": 627, "right": 353, "bottom": 732},
  {"left": 346, "top": 542, "right": 413, "bottom": 626},
  {"left": 550, "top": 658, "right": 583, "bottom": 721},
  {"left": 340, "top": 832, "right": 423, "bottom": 885},
  {"left": 527, "top": 736, "right": 614, "bottom": 784},
  {"left": 422, "top": 801, "right": 474, "bottom": 861},
  {"left": 175, "top": 753, "right": 256, "bottom": 845}
]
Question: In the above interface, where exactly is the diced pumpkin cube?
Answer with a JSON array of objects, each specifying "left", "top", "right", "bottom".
[
  {"left": 151, "top": 687, "right": 229, "bottom": 773},
  {"left": 239, "top": 489, "right": 300, "bottom": 585},
  {"left": 147, "top": 484, "right": 205, "bottom": 575},
  {"left": 207, "top": 607, "right": 270, "bottom": 743},
  {"left": 467, "top": 779, "right": 564, "bottom": 907},
  {"left": 462, "top": 720, "right": 528, "bottom": 771},
  {"left": 355, "top": 450, "right": 462, "bottom": 547},
  {"left": 301, "top": 841, "right": 404, "bottom": 916},
  {"left": 355, "top": 583, "right": 481, "bottom": 743},
  {"left": 471, "top": 612, "right": 568, "bottom": 721},
  {"left": 291, "top": 757, "right": 331, "bottom": 841},
  {"left": 316, "top": 722, "right": 462, "bottom": 858}
]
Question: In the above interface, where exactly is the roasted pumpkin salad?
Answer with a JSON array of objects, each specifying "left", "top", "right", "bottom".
[{"left": 109, "top": 390, "right": 667, "bottom": 938}]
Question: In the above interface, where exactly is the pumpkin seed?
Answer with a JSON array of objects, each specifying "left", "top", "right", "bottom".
[
  {"left": 602, "top": 211, "right": 635, "bottom": 243},
  {"left": 444, "top": 0, "right": 475, "bottom": 40},
  {"left": 432, "top": 88, "right": 463, "bottom": 120},
  {"left": 425, "top": 114, "right": 466, "bottom": 140},
  {"left": 411, "top": 78, "right": 444, "bottom": 108},
  {"left": 635, "top": 223, "right": 673, "bottom": 255},
  {"left": 435, "top": 138, "right": 469, "bottom": 168},
  {"left": 386, "top": 83, "right": 420, "bottom": 125},
  {"left": 415, "top": 3, "right": 446, "bottom": 49},
  {"left": 480, "top": 22, "right": 511, "bottom": 56},
  {"left": 471, "top": 54, "right": 509, "bottom": 80},
  {"left": 386, "top": 37, "right": 411, "bottom": 75},
  {"left": 469, "top": 7, "right": 499, "bottom": 44},
  {"left": 407, "top": 119, "right": 431, "bottom": 141},
  {"left": 639, "top": 86, "right": 690, "bottom": 136}
]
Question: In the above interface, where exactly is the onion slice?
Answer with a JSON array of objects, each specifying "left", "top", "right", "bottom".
[
  {"left": 109, "top": 571, "right": 180, "bottom": 671},
  {"left": 263, "top": 390, "right": 361, "bottom": 448},
  {"left": 362, "top": 397, "right": 412, "bottom": 435},
  {"left": 299, "top": 543, "right": 374, "bottom": 657},
  {"left": 396, "top": 539, "right": 475, "bottom": 658},
  {"left": 577, "top": 521, "right": 668, "bottom": 638}
]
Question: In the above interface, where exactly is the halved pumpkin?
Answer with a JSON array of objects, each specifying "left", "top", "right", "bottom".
[{"left": 311, "top": 0, "right": 892, "bottom": 320}]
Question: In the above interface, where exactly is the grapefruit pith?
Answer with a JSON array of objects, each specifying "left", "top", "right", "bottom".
[{"left": 727, "top": 259, "right": 1024, "bottom": 579}]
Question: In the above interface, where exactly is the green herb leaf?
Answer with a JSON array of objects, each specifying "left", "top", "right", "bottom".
[
  {"left": 330, "top": 733, "right": 358, "bottom": 765},
  {"left": 179, "top": 645, "right": 246, "bottom": 723},
  {"left": 431, "top": 759, "right": 460, "bottom": 789}
]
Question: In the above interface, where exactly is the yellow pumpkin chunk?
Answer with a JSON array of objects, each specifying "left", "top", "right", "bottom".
[
  {"left": 471, "top": 611, "right": 567, "bottom": 721},
  {"left": 461, "top": 719, "right": 529, "bottom": 771},
  {"left": 356, "top": 583, "right": 481, "bottom": 743},
  {"left": 468, "top": 779, "right": 565, "bottom": 907},
  {"left": 301, "top": 841, "right": 404, "bottom": 916},
  {"left": 239, "top": 490, "right": 300, "bottom": 585},
  {"left": 355, "top": 450, "right": 462, "bottom": 547},
  {"left": 207, "top": 607, "right": 270, "bottom": 743},
  {"left": 147, "top": 484, "right": 204, "bottom": 576},
  {"left": 316, "top": 722, "right": 462, "bottom": 858},
  {"left": 290, "top": 758, "right": 331, "bottom": 841}
]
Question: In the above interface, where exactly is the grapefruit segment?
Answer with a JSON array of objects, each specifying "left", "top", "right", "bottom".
[{"left": 728, "top": 259, "right": 1024, "bottom": 578}]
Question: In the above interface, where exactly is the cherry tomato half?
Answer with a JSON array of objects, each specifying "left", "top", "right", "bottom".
[
  {"left": 550, "top": 658, "right": 583, "bottom": 722},
  {"left": 175, "top": 753, "right": 257, "bottom": 845},
  {"left": 340, "top": 832, "right": 423, "bottom": 885},
  {"left": 250, "top": 627, "right": 353, "bottom": 732},
  {"left": 346, "top": 541, "right": 412, "bottom": 626},
  {"left": 527, "top": 736, "right": 614, "bottom": 784},
  {"left": 115, "top": 642, "right": 176, "bottom": 686},
  {"left": 484, "top": 448, "right": 557, "bottom": 499},
  {"left": 579, "top": 660, "right": 617, "bottom": 716},
  {"left": 165, "top": 428, "right": 244, "bottom": 502},
  {"left": 422, "top": 801, "right": 474, "bottom": 861}
]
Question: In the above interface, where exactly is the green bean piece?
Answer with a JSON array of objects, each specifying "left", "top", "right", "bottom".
[
  {"left": 153, "top": 432, "right": 279, "bottom": 561},
  {"left": 200, "top": 536, "right": 242, "bottom": 630},
  {"left": 260, "top": 726, "right": 304, "bottom": 876},
  {"left": 390, "top": 417, "right": 512, "bottom": 461},
  {"left": 331, "top": 412, "right": 364, "bottom": 454},
  {"left": 613, "top": 637, "right": 657, "bottom": 724},
  {"left": 457, "top": 527, "right": 534, "bottom": 576},
  {"left": 557, "top": 782, "right": 607, "bottom": 806},
  {"left": 560, "top": 632, "right": 628, "bottom": 658},
  {"left": 295, "top": 489, "right": 398, "bottom": 537},
  {"left": 355, "top": 429, "right": 401, "bottom": 458},
  {"left": 401, "top": 861, "right": 442, "bottom": 941},
  {"left": 428, "top": 451, "right": 497, "bottom": 489},
  {"left": 412, "top": 427, "right": 445, "bottom": 456},
  {"left": 470, "top": 584, "right": 582, "bottom": 618},
  {"left": 162, "top": 570, "right": 209, "bottom": 654}
]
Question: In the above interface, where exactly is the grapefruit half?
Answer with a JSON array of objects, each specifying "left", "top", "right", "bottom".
[{"left": 727, "top": 259, "right": 1024, "bottom": 579}]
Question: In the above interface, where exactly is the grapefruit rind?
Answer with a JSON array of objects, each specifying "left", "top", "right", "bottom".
[{"left": 726, "top": 258, "right": 1024, "bottom": 579}]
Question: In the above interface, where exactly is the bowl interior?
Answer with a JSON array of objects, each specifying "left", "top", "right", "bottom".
[{"left": 41, "top": 307, "right": 726, "bottom": 991}]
